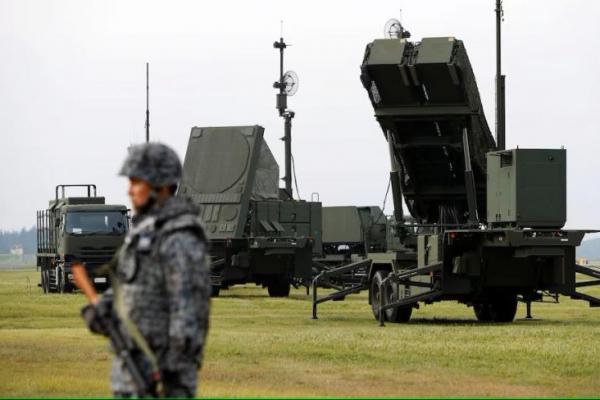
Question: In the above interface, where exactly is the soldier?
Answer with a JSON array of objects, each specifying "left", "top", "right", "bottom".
[{"left": 82, "top": 142, "right": 210, "bottom": 397}]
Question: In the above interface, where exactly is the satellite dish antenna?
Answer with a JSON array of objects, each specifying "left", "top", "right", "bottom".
[
  {"left": 384, "top": 18, "right": 411, "bottom": 39},
  {"left": 282, "top": 70, "right": 299, "bottom": 96}
]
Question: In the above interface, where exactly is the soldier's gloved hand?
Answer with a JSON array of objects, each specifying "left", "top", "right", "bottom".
[
  {"left": 81, "top": 294, "right": 113, "bottom": 336},
  {"left": 161, "top": 370, "right": 195, "bottom": 398}
]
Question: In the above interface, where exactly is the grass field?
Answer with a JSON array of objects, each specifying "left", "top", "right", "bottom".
[{"left": 1, "top": 268, "right": 600, "bottom": 398}]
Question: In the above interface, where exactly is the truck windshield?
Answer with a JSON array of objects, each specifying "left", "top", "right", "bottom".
[{"left": 66, "top": 211, "right": 128, "bottom": 235}]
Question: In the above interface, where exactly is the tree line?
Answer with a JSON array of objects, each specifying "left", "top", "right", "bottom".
[{"left": 0, "top": 227, "right": 36, "bottom": 254}]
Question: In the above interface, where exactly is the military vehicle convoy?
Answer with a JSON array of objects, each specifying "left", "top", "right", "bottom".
[
  {"left": 312, "top": 27, "right": 600, "bottom": 323},
  {"left": 178, "top": 125, "right": 322, "bottom": 297},
  {"left": 36, "top": 185, "right": 128, "bottom": 293}
]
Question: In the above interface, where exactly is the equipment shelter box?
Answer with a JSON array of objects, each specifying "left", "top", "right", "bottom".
[{"left": 487, "top": 148, "right": 566, "bottom": 228}]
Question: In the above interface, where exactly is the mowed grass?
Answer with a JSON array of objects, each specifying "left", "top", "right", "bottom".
[{"left": 1, "top": 268, "right": 600, "bottom": 397}]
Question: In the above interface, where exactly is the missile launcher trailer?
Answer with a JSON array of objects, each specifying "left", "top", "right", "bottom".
[
  {"left": 36, "top": 185, "right": 128, "bottom": 293},
  {"left": 179, "top": 125, "right": 322, "bottom": 297},
  {"left": 312, "top": 35, "right": 600, "bottom": 323}
]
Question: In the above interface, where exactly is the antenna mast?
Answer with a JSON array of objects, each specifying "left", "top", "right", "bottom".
[
  {"left": 273, "top": 28, "right": 298, "bottom": 199},
  {"left": 495, "top": 0, "right": 505, "bottom": 150},
  {"left": 145, "top": 62, "right": 150, "bottom": 143}
]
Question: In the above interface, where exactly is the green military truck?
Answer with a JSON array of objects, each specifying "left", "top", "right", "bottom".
[
  {"left": 178, "top": 125, "right": 322, "bottom": 297},
  {"left": 36, "top": 184, "right": 128, "bottom": 293}
]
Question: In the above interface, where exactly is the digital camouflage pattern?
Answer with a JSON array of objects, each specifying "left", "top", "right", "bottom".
[
  {"left": 100, "top": 196, "right": 210, "bottom": 397},
  {"left": 119, "top": 142, "right": 183, "bottom": 187}
]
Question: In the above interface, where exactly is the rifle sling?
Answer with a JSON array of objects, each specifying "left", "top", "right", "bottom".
[{"left": 107, "top": 249, "right": 163, "bottom": 395}]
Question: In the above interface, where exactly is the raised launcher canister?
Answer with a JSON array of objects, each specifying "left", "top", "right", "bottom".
[
  {"left": 178, "top": 125, "right": 322, "bottom": 297},
  {"left": 361, "top": 36, "right": 495, "bottom": 224},
  {"left": 312, "top": 35, "right": 600, "bottom": 324}
]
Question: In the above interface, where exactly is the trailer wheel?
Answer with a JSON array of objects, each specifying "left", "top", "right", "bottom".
[
  {"left": 370, "top": 270, "right": 387, "bottom": 321},
  {"left": 267, "top": 276, "right": 291, "bottom": 297},
  {"left": 473, "top": 303, "right": 492, "bottom": 321},
  {"left": 489, "top": 295, "right": 518, "bottom": 322},
  {"left": 384, "top": 280, "right": 413, "bottom": 323}
]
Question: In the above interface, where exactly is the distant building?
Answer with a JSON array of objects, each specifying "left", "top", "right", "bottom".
[
  {"left": 10, "top": 244, "right": 23, "bottom": 256},
  {"left": 577, "top": 257, "right": 589, "bottom": 265},
  {"left": 9, "top": 244, "right": 24, "bottom": 261}
]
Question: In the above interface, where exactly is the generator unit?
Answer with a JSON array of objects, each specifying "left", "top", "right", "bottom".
[{"left": 487, "top": 148, "right": 566, "bottom": 228}]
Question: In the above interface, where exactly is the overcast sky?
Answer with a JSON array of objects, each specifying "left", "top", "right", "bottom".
[{"left": 1, "top": 0, "right": 599, "bottom": 232}]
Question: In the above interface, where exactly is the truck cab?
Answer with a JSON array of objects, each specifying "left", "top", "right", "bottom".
[{"left": 37, "top": 185, "right": 128, "bottom": 293}]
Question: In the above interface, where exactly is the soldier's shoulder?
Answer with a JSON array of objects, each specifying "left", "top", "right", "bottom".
[
  {"left": 160, "top": 228, "right": 205, "bottom": 250},
  {"left": 157, "top": 198, "right": 205, "bottom": 238},
  {"left": 158, "top": 230, "right": 207, "bottom": 276}
]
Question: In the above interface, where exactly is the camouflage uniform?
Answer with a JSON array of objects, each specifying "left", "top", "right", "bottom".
[{"left": 99, "top": 143, "right": 210, "bottom": 397}]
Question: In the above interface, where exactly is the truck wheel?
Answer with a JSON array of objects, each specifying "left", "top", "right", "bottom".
[
  {"left": 473, "top": 303, "right": 492, "bottom": 321},
  {"left": 369, "top": 270, "right": 387, "bottom": 322},
  {"left": 211, "top": 285, "right": 221, "bottom": 297},
  {"left": 57, "top": 269, "right": 65, "bottom": 293},
  {"left": 384, "top": 280, "right": 412, "bottom": 323},
  {"left": 47, "top": 269, "right": 57, "bottom": 293},
  {"left": 267, "top": 276, "right": 290, "bottom": 297},
  {"left": 489, "top": 295, "right": 518, "bottom": 322},
  {"left": 63, "top": 281, "right": 74, "bottom": 293},
  {"left": 41, "top": 270, "right": 48, "bottom": 294}
]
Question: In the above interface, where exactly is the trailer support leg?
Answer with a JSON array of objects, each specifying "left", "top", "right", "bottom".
[
  {"left": 526, "top": 301, "right": 532, "bottom": 319},
  {"left": 379, "top": 281, "right": 385, "bottom": 327},
  {"left": 312, "top": 278, "right": 318, "bottom": 319}
]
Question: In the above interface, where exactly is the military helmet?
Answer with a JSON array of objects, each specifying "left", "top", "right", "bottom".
[{"left": 119, "top": 142, "right": 182, "bottom": 187}]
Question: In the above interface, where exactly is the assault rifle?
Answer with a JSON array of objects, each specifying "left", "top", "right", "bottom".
[{"left": 72, "top": 263, "right": 162, "bottom": 397}]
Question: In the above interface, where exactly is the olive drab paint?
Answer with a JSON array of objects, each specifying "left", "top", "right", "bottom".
[
  {"left": 36, "top": 184, "right": 128, "bottom": 294},
  {"left": 313, "top": 27, "right": 600, "bottom": 323}
]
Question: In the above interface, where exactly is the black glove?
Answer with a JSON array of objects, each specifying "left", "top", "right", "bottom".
[
  {"left": 161, "top": 370, "right": 194, "bottom": 398},
  {"left": 81, "top": 293, "right": 113, "bottom": 336}
]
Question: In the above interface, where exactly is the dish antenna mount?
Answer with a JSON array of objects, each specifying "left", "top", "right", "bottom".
[
  {"left": 384, "top": 18, "right": 411, "bottom": 39},
  {"left": 282, "top": 70, "right": 299, "bottom": 96}
]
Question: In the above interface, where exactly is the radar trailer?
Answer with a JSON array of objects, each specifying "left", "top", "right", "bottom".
[
  {"left": 178, "top": 125, "right": 322, "bottom": 297},
  {"left": 178, "top": 36, "right": 323, "bottom": 298}
]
